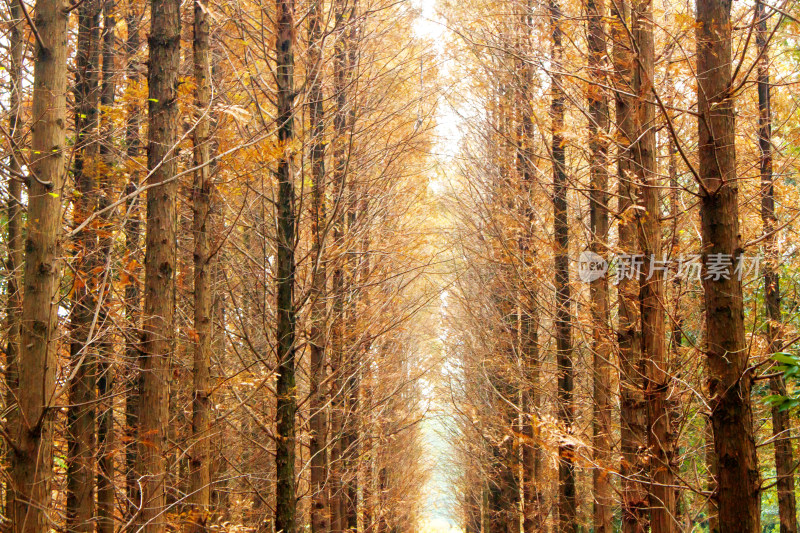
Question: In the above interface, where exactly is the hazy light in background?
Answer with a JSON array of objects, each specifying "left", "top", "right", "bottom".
[
  {"left": 409, "top": 1, "right": 464, "bottom": 530},
  {"left": 419, "top": 517, "right": 464, "bottom": 533}
]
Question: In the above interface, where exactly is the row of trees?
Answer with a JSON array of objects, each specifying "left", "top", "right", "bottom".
[
  {"left": 440, "top": 0, "right": 800, "bottom": 531},
  {"left": 0, "top": 0, "right": 438, "bottom": 531}
]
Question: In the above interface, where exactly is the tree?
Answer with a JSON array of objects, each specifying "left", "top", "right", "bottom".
[
  {"left": 307, "top": 0, "right": 330, "bottom": 529},
  {"left": 4, "top": 0, "right": 24, "bottom": 516},
  {"left": 96, "top": 3, "right": 118, "bottom": 531},
  {"left": 610, "top": 1, "right": 648, "bottom": 529},
  {"left": 66, "top": 1, "right": 102, "bottom": 528},
  {"left": 757, "top": 1, "right": 797, "bottom": 531},
  {"left": 188, "top": 0, "right": 215, "bottom": 526},
  {"left": 586, "top": 0, "right": 613, "bottom": 529},
  {"left": 631, "top": 0, "right": 674, "bottom": 528},
  {"left": 549, "top": 1, "right": 575, "bottom": 529},
  {"left": 518, "top": 2, "right": 543, "bottom": 530},
  {"left": 123, "top": 3, "right": 143, "bottom": 525},
  {"left": 329, "top": 0, "right": 353, "bottom": 528},
  {"left": 274, "top": 0, "right": 299, "bottom": 530},
  {"left": 696, "top": 0, "right": 760, "bottom": 529},
  {"left": 9, "top": 0, "right": 69, "bottom": 530},
  {"left": 139, "top": 0, "right": 181, "bottom": 529}
]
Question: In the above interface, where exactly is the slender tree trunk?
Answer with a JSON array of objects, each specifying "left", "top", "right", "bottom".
[
  {"left": 189, "top": 0, "right": 214, "bottom": 528},
  {"left": 631, "top": 0, "right": 675, "bottom": 529},
  {"left": 275, "top": 0, "right": 298, "bottom": 531},
  {"left": 308, "top": 0, "right": 330, "bottom": 530},
  {"left": 587, "top": 0, "right": 612, "bottom": 530},
  {"left": 96, "top": 196, "right": 115, "bottom": 533},
  {"left": 344, "top": 8, "right": 361, "bottom": 528},
  {"left": 67, "top": 0, "right": 102, "bottom": 530},
  {"left": 97, "top": 4, "right": 117, "bottom": 532},
  {"left": 210, "top": 274, "right": 229, "bottom": 517},
  {"left": 9, "top": 0, "right": 68, "bottom": 530},
  {"left": 124, "top": 6, "right": 142, "bottom": 528},
  {"left": 550, "top": 1, "right": 575, "bottom": 530},
  {"left": 696, "top": 0, "right": 761, "bottom": 529},
  {"left": 490, "top": 86, "right": 520, "bottom": 533},
  {"left": 330, "top": 1, "right": 350, "bottom": 528},
  {"left": 666, "top": 137, "right": 688, "bottom": 532},
  {"left": 139, "top": 0, "right": 181, "bottom": 529},
  {"left": 519, "top": 301, "right": 541, "bottom": 533},
  {"left": 354, "top": 185, "right": 372, "bottom": 533},
  {"left": 611, "top": 2, "right": 648, "bottom": 530},
  {"left": 4, "top": 0, "right": 24, "bottom": 516},
  {"left": 704, "top": 416, "right": 719, "bottom": 532},
  {"left": 757, "top": 2, "right": 797, "bottom": 532},
  {"left": 518, "top": 5, "right": 542, "bottom": 529}
]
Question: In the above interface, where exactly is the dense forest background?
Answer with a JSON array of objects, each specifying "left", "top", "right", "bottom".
[{"left": 0, "top": 0, "right": 799, "bottom": 531}]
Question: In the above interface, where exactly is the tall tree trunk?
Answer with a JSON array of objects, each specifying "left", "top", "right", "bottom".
[
  {"left": 210, "top": 273, "right": 229, "bottom": 517},
  {"left": 519, "top": 301, "right": 541, "bottom": 533},
  {"left": 124, "top": 5, "right": 143, "bottom": 528},
  {"left": 611, "top": 1, "right": 648, "bottom": 530},
  {"left": 307, "top": 0, "right": 330, "bottom": 530},
  {"left": 587, "top": 0, "right": 612, "bottom": 530},
  {"left": 67, "top": 0, "right": 102, "bottom": 530},
  {"left": 274, "top": 0, "right": 298, "bottom": 531},
  {"left": 139, "top": 0, "right": 181, "bottom": 529},
  {"left": 352, "top": 176, "right": 372, "bottom": 533},
  {"left": 549, "top": 1, "right": 575, "bottom": 530},
  {"left": 757, "top": 2, "right": 797, "bottom": 531},
  {"left": 189, "top": 0, "right": 214, "bottom": 528},
  {"left": 631, "top": 0, "right": 675, "bottom": 529},
  {"left": 696, "top": 0, "right": 761, "bottom": 530},
  {"left": 518, "top": 5, "right": 542, "bottom": 530},
  {"left": 9, "top": 0, "right": 68, "bottom": 529},
  {"left": 344, "top": 7, "right": 361, "bottom": 528},
  {"left": 4, "top": 0, "right": 24, "bottom": 516},
  {"left": 666, "top": 137, "right": 688, "bottom": 532},
  {"left": 96, "top": 198, "right": 115, "bottom": 533},
  {"left": 330, "top": 1, "right": 350, "bottom": 528},
  {"left": 97, "top": 4, "right": 117, "bottom": 532}
]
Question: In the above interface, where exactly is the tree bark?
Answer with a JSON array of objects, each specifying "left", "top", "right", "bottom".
[
  {"left": 517, "top": 5, "right": 543, "bottom": 530},
  {"left": 757, "top": 1, "right": 797, "bottom": 531},
  {"left": 611, "top": 2, "right": 648, "bottom": 530},
  {"left": 188, "top": 0, "right": 215, "bottom": 528},
  {"left": 9, "top": 0, "right": 68, "bottom": 529},
  {"left": 124, "top": 5, "right": 143, "bottom": 528},
  {"left": 587, "top": 0, "right": 612, "bottom": 530},
  {"left": 139, "top": 0, "right": 181, "bottom": 529},
  {"left": 696, "top": 0, "right": 760, "bottom": 530},
  {"left": 4, "top": 0, "right": 24, "bottom": 516},
  {"left": 519, "top": 302, "right": 541, "bottom": 533},
  {"left": 66, "top": 1, "right": 102, "bottom": 529},
  {"left": 666, "top": 136, "right": 688, "bottom": 532},
  {"left": 308, "top": 0, "right": 330, "bottom": 530},
  {"left": 343, "top": 7, "right": 361, "bottom": 529},
  {"left": 631, "top": 0, "right": 675, "bottom": 529},
  {"left": 550, "top": 1, "right": 575, "bottom": 530},
  {"left": 330, "top": 1, "right": 351, "bottom": 529},
  {"left": 97, "top": 4, "right": 118, "bottom": 532},
  {"left": 275, "top": 0, "right": 298, "bottom": 531}
]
